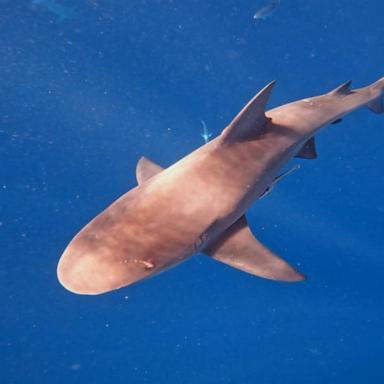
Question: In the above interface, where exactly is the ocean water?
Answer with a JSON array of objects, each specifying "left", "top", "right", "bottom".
[{"left": 1, "top": 1, "right": 384, "bottom": 383}]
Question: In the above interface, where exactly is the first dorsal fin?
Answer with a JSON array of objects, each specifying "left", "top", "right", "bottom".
[
  {"left": 329, "top": 80, "right": 353, "bottom": 96},
  {"left": 221, "top": 81, "right": 275, "bottom": 143},
  {"left": 136, "top": 156, "right": 164, "bottom": 184},
  {"left": 203, "top": 216, "right": 305, "bottom": 282}
]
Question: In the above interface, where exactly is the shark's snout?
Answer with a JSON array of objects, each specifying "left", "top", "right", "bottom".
[
  {"left": 57, "top": 239, "right": 143, "bottom": 295},
  {"left": 57, "top": 250, "right": 120, "bottom": 295}
]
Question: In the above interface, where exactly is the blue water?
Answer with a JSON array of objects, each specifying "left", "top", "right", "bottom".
[{"left": 1, "top": 1, "right": 384, "bottom": 383}]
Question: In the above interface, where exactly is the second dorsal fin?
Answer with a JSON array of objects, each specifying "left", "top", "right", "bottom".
[
  {"left": 329, "top": 80, "right": 352, "bottom": 96},
  {"left": 221, "top": 81, "right": 275, "bottom": 143},
  {"left": 136, "top": 156, "right": 164, "bottom": 184}
]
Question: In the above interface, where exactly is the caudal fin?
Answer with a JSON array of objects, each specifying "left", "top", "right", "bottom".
[{"left": 367, "top": 77, "right": 384, "bottom": 114}]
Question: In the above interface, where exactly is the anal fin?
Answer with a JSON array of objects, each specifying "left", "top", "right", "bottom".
[
  {"left": 367, "top": 95, "right": 384, "bottom": 114},
  {"left": 203, "top": 216, "right": 305, "bottom": 282},
  {"left": 295, "top": 137, "right": 317, "bottom": 159}
]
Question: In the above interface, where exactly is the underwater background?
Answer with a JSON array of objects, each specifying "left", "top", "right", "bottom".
[{"left": 1, "top": 1, "right": 384, "bottom": 383}]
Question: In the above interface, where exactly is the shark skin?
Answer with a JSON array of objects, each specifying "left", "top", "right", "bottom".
[{"left": 57, "top": 77, "right": 384, "bottom": 295}]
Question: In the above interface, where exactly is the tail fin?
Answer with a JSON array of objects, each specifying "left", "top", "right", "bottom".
[{"left": 367, "top": 77, "right": 384, "bottom": 114}]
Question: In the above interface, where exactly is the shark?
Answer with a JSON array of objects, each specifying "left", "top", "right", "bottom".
[{"left": 57, "top": 77, "right": 384, "bottom": 295}]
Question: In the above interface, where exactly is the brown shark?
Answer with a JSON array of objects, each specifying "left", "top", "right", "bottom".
[{"left": 57, "top": 77, "right": 384, "bottom": 295}]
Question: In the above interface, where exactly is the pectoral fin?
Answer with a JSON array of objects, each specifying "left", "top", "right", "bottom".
[
  {"left": 136, "top": 156, "right": 164, "bottom": 184},
  {"left": 203, "top": 216, "right": 305, "bottom": 282}
]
